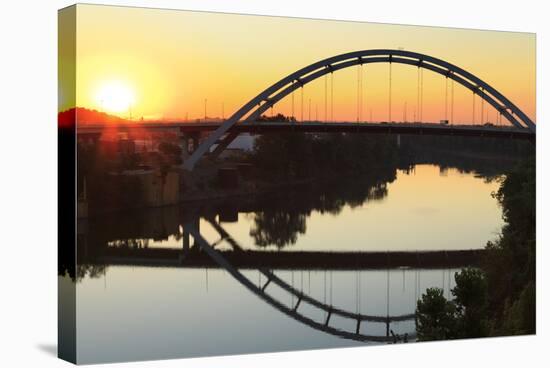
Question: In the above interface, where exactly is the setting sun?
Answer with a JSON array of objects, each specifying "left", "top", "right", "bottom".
[{"left": 94, "top": 80, "right": 136, "bottom": 114}]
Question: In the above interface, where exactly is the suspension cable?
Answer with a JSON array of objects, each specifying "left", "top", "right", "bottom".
[
  {"left": 386, "top": 269, "right": 390, "bottom": 317},
  {"left": 364, "top": 67, "right": 367, "bottom": 123},
  {"left": 355, "top": 270, "right": 359, "bottom": 314},
  {"left": 291, "top": 271, "right": 294, "bottom": 306},
  {"left": 330, "top": 270, "right": 333, "bottom": 305},
  {"left": 421, "top": 68, "right": 424, "bottom": 121},
  {"left": 415, "top": 270, "right": 420, "bottom": 305},
  {"left": 356, "top": 271, "right": 360, "bottom": 313},
  {"left": 451, "top": 79, "right": 454, "bottom": 124},
  {"left": 472, "top": 91, "right": 476, "bottom": 124},
  {"left": 332, "top": 74, "right": 335, "bottom": 122},
  {"left": 358, "top": 270, "right": 361, "bottom": 313},
  {"left": 445, "top": 77, "right": 449, "bottom": 121},
  {"left": 389, "top": 62, "right": 392, "bottom": 122},
  {"left": 324, "top": 74, "right": 328, "bottom": 122},
  {"left": 415, "top": 67, "right": 420, "bottom": 121},
  {"left": 301, "top": 86, "right": 304, "bottom": 122},
  {"left": 359, "top": 63, "right": 363, "bottom": 122},
  {"left": 324, "top": 270, "right": 327, "bottom": 304},
  {"left": 447, "top": 269, "right": 451, "bottom": 300},
  {"left": 291, "top": 83, "right": 295, "bottom": 121},
  {"left": 479, "top": 89, "right": 485, "bottom": 124},
  {"left": 355, "top": 64, "right": 361, "bottom": 122}
]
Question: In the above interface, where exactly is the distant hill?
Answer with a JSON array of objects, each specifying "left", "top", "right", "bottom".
[{"left": 58, "top": 107, "right": 130, "bottom": 127}]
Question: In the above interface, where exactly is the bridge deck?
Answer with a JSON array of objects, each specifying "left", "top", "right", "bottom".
[
  {"left": 76, "top": 121, "right": 534, "bottom": 140},
  {"left": 89, "top": 248, "right": 484, "bottom": 270}
]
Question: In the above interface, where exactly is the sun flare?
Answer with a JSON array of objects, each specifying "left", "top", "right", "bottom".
[{"left": 94, "top": 80, "right": 136, "bottom": 114}]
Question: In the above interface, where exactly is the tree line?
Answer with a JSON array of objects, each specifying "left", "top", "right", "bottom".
[{"left": 416, "top": 156, "right": 535, "bottom": 339}]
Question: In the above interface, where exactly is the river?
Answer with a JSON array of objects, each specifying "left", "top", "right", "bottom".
[{"left": 72, "top": 164, "right": 505, "bottom": 363}]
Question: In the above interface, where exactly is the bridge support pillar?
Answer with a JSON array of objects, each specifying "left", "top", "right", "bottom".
[
  {"left": 179, "top": 132, "right": 201, "bottom": 164},
  {"left": 182, "top": 217, "right": 201, "bottom": 251},
  {"left": 396, "top": 134, "right": 401, "bottom": 148}
]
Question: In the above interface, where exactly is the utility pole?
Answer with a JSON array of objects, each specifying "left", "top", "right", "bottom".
[
  {"left": 204, "top": 98, "right": 207, "bottom": 120},
  {"left": 316, "top": 104, "right": 318, "bottom": 121}
]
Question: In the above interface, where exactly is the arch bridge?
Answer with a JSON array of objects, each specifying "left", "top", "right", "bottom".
[{"left": 183, "top": 49, "right": 536, "bottom": 171}]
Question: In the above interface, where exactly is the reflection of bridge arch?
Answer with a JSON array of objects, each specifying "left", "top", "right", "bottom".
[
  {"left": 186, "top": 219, "right": 416, "bottom": 343},
  {"left": 184, "top": 49, "right": 535, "bottom": 170}
]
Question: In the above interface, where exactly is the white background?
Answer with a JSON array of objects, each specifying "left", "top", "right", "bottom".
[{"left": 0, "top": 0, "right": 548, "bottom": 366}]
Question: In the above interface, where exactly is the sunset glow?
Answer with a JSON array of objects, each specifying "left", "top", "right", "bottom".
[
  {"left": 94, "top": 80, "right": 136, "bottom": 114},
  {"left": 59, "top": 5, "right": 535, "bottom": 125}
]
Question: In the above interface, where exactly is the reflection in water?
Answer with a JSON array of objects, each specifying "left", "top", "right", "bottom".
[
  {"left": 217, "top": 165, "right": 503, "bottom": 252},
  {"left": 250, "top": 210, "right": 307, "bottom": 248},
  {"left": 73, "top": 164, "right": 506, "bottom": 363},
  {"left": 246, "top": 177, "right": 391, "bottom": 249},
  {"left": 188, "top": 221, "right": 419, "bottom": 343}
]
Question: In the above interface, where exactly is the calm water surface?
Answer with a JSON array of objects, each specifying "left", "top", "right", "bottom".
[{"left": 75, "top": 164, "right": 504, "bottom": 363}]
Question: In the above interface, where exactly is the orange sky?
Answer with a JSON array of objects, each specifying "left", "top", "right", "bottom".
[{"left": 59, "top": 4, "right": 536, "bottom": 125}]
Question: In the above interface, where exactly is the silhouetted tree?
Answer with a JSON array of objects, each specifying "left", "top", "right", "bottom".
[
  {"left": 452, "top": 268, "right": 489, "bottom": 338},
  {"left": 484, "top": 156, "right": 535, "bottom": 335},
  {"left": 257, "top": 113, "right": 296, "bottom": 122},
  {"left": 416, "top": 288, "right": 458, "bottom": 341},
  {"left": 498, "top": 281, "right": 535, "bottom": 335},
  {"left": 416, "top": 157, "right": 535, "bottom": 340},
  {"left": 250, "top": 210, "right": 307, "bottom": 248}
]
